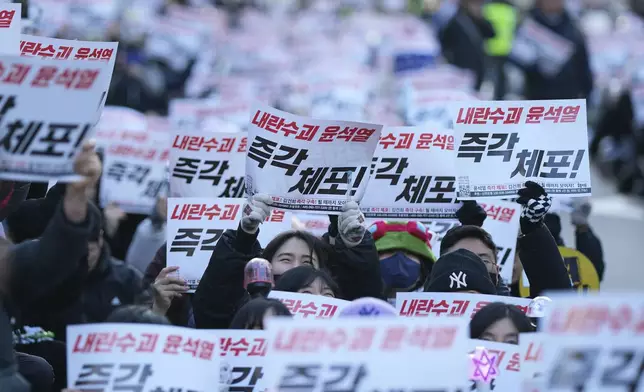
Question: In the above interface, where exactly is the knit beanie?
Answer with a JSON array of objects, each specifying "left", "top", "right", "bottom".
[{"left": 367, "top": 221, "right": 436, "bottom": 262}]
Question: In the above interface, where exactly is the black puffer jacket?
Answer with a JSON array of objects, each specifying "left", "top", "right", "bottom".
[{"left": 193, "top": 224, "right": 383, "bottom": 329}]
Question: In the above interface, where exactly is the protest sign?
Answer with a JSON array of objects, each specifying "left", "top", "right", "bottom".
[
  {"left": 246, "top": 104, "right": 382, "bottom": 213},
  {"left": 397, "top": 292, "right": 535, "bottom": 318},
  {"left": 268, "top": 291, "right": 349, "bottom": 319},
  {"left": 169, "top": 99, "right": 251, "bottom": 131},
  {"left": 169, "top": 130, "right": 246, "bottom": 198},
  {"left": 20, "top": 34, "right": 117, "bottom": 118},
  {"left": 94, "top": 106, "right": 148, "bottom": 151},
  {"left": 540, "top": 292, "right": 644, "bottom": 391},
  {"left": 469, "top": 339, "right": 523, "bottom": 391},
  {"left": 166, "top": 198, "right": 287, "bottom": 291},
  {"left": 0, "top": 54, "right": 114, "bottom": 182},
  {"left": 452, "top": 100, "right": 591, "bottom": 199},
  {"left": 510, "top": 17, "right": 575, "bottom": 77},
  {"left": 0, "top": 3, "right": 20, "bottom": 55},
  {"left": 263, "top": 316, "right": 470, "bottom": 392},
  {"left": 100, "top": 131, "right": 169, "bottom": 214},
  {"left": 360, "top": 126, "right": 459, "bottom": 219},
  {"left": 405, "top": 89, "right": 477, "bottom": 128},
  {"left": 20, "top": 34, "right": 117, "bottom": 66},
  {"left": 519, "top": 332, "right": 545, "bottom": 381},
  {"left": 67, "top": 323, "right": 219, "bottom": 392},
  {"left": 217, "top": 330, "right": 268, "bottom": 392},
  {"left": 478, "top": 200, "right": 521, "bottom": 282}
]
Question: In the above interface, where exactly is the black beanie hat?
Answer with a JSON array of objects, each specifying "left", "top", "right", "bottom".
[{"left": 423, "top": 248, "right": 497, "bottom": 295}]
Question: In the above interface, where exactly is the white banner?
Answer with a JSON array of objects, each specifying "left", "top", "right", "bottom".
[
  {"left": 263, "top": 317, "right": 470, "bottom": 392},
  {"left": 217, "top": 330, "right": 268, "bottom": 392},
  {"left": 268, "top": 291, "right": 349, "bottom": 319},
  {"left": 0, "top": 3, "right": 20, "bottom": 55},
  {"left": 478, "top": 200, "right": 521, "bottom": 282},
  {"left": 169, "top": 130, "right": 246, "bottom": 198},
  {"left": 67, "top": 323, "right": 219, "bottom": 391},
  {"left": 169, "top": 99, "right": 252, "bottom": 131},
  {"left": 540, "top": 292, "right": 644, "bottom": 392},
  {"left": 20, "top": 34, "right": 118, "bottom": 67},
  {"left": 469, "top": 339, "right": 523, "bottom": 391},
  {"left": 100, "top": 132, "right": 169, "bottom": 214},
  {"left": 246, "top": 104, "right": 382, "bottom": 213},
  {"left": 452, "top": 100, "right": 591, "bottom": 199},
  {"left": 166, "top": 197, "right": 288, "bottom": 291},
  {"left": 0, "top": 54, "right": 114, "bottom": 181},
  {"left": 397, "top": 292, "right": 535, "bottom": 318},
  {"left": 360, "top": 126, "right": 459, "bottom": 219}
]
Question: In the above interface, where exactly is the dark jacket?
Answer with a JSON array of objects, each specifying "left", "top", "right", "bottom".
[
  {"left": 193, "top": 224, "right": 383, "bottom": 329},
  {"left": 512, "top": 8, "right": 593, "bottom": 100},
  {"left": 19, "top": 245, "right": 147, "bottom": 342},
  {"left": 439, "top": 7, "right": 496, "bottom": 90},
  {"left": 0, "top": 182, "right": 30, "bottom": 223},
  {"left": 513, "top": 221, "right": 573, "bottom": 298},
  {"left": 142, "top": 243, "right": 192, "bottom": 327}
]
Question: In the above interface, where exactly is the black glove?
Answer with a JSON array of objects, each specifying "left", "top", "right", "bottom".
[
  {"left": 455, "top": 201, "right": 487, "bottom": 227},
  {"left": 516, "top": 181, "right": 552, "bottom": 233}
]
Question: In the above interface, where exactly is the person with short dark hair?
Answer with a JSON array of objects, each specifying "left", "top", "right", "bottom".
[
  {"left": 274, "top": 265, "right": 341, "bottom": 298},
  {"left": 229, "top": 298, "right": 292, "bottom": 330},
  {"left": 470, "top": 302, "right": 535, "bottom": 344},
  {"left": 436, "top": 182, "right": 572, "bottom": 297}
]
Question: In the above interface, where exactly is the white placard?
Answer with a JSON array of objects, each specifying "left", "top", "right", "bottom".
[
  {"left": 67, "top": 323, "right": 219, "bottom": 391},
  {"left": 519, "top": 332, "right": 545, "bottom": 381},
  {"left": 217, "top": 330, "right": 268, "bottom": 392},
  {"left": 540, "top": 292, "right": 644, "bottom": 392},
  {"left": 268, "top": 291, "right": 349, "bottom": 319},
  {"left": 100, "top": 131, "right": 169, "bottom": 214},
  {"left": 0, "top": 54, "right": 114, "bottom": 181},
  {"left": 246, "top": 104, "right": 382, "bottom": 213},
  {"left": 0, "top": 3, "right": 20, "bottom": 55},
  {"left": 469, "top": 339, "right": 523, "bottom": 391},
  {"left": 169, "top": 130, "right": 246, "bottom": 198},
  {"left": 263, "top": 316, "right": 470, "bottom": 392},
  {"left": 478, "top": 200, "right": 521, "bottom": 282},
  {"left": 166, "top": 197, "right": 287, "bottom": 291},
  {"left": 360, "top": 126, "right": 459, "bottom": 219},
  {"left": 397, "top": 292, "right": 535, "bottom": 318},
  {"left": 452, "top": 100, "right": 591, "bottom": 199}
]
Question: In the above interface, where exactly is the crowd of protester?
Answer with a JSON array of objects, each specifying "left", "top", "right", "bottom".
[{"left": 3, "top": 0, "right": 641, "bottom": 390}]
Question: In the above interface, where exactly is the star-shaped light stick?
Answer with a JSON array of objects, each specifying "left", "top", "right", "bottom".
[{"left": 470, "top": 346, "right": 499, "bottom": 384}]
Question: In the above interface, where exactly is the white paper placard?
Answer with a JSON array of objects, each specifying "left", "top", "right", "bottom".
[
  {"left": 67, "top": 323, "right": 220, "bottom": 391},
  {"left": 0, "top": 54, "right": 114, "bottom": 181},
  {"left": 451, "top": 100, "right": 591, "bottom": 199},
  {"left": 246, "top": 104, "right": 382, "bottom": 213}
]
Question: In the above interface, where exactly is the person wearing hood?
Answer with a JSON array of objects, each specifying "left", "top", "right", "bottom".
[
  {"left": 367, "top": 221, "right": 436, "bottom": 302},
  {"left": 193, "top": 195, "right": 382, "bottom": 329},
  {"left": 438, "top": 181, "right": 572, "bottom": 297},
  {"left": 5, "top": 142, "right": 101, "bottom": 392},
  {"left": 509, "top": 0, "right": 593, "bottom": 101},
  {"left": 19, "top": 205, "right": 149, "bottom": 342}
]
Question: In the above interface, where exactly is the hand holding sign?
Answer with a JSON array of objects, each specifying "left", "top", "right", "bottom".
[
  {"left": 516, "top": 181, "right": 552, "bottom": 232},
  {"left": 338, "top": 201, "right": 366, "bottom": 247},
  {"left": 241, "top": 193, "right": 273, "bottom": 234},
  {"left": 69, "top": 140, "right": 102, "bottom": 195}
]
